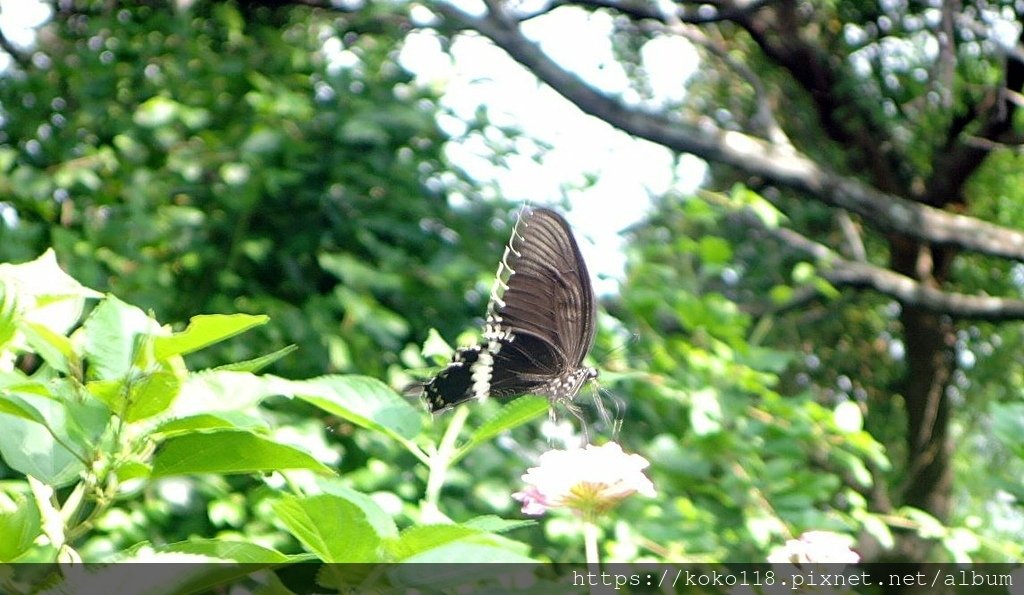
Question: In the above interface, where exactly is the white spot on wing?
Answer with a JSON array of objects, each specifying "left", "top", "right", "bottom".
[{"left": 471, "top": 349, "right": 494, "bottom": 400}]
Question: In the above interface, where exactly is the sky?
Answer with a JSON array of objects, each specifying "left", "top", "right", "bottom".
[
  {"left": 0, "top": 0, "right": 705, "bottom": 293},
  {"left": 398, "top": 4, "right": 705, "bottom": 292}
]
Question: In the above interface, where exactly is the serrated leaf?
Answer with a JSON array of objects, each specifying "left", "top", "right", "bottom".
[
  {"left": 273, "top": 494, "right": 380, "bottom": 562},
  {"left": 153, "top": 314, "right": 269, "bottom": 360},
  {"left": 386, "top": 525, "right": 484, "bottom": 561},
  {"left": 151, "top": 430, "right": 334, "bottom": 477},
  {"left": 455, "top": 396, "right": 547, "bottom": 460},
  {"left": 291, "top": 375, "right": 420, "bottom": 442},
  {"left": 160, "top": 539, "right": 290, "bottom": 563}
]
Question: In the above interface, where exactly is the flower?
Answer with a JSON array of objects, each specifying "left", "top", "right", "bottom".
[
  {"left": 766, "top": 531, "right": 860, "bottom": 564},
  {"left": 512, "top": 442, "right": 656, "bottom": 518}
]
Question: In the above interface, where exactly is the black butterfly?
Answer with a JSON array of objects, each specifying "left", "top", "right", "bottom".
[{"left": 423, "top": 207, "right": 598, "bottom": 413}]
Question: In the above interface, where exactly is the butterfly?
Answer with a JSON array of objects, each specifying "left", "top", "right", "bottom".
[{"left": 423, "top": 207, "right": 598, "bottom": 413}]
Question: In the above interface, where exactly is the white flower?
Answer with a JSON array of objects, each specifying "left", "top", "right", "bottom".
[
  {"left": 767, "top": 530, "right": 860, "bottom": 564},
  {"left": 512, "top": 442, "right": 656, "bottom": 517}
]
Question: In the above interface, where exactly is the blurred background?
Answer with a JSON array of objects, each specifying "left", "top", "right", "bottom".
[{"left": 1, "top": 0, "right": 1022, "bottom": 565}]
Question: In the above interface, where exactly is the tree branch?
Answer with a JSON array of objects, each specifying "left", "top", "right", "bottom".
[
  {"left": 433, "top": 1, "right": 1024, "bottom": 263},
  {"left": 527, "top": 0, "right": 772, "bottom": 24},
  {"left": 751, "top": 218, "right": 1024, "bottom": 321},
  {"left": 0, "top": 24, "right": 30, "bottom": 71}
]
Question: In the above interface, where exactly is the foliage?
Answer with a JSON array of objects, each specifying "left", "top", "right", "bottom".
[
  {"left": 1, "top": 1, "right": 1022, "bottom": 589},
  {"left": 0, "top": 251, "right": 548, "bottom": 589},
  {"left": 0, "top": 0, "right": 509, "bottom": 382}
]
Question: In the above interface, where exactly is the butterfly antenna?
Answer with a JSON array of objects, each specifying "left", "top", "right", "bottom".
[
  {"left": 563, "top": 400, "right": 591, "bottom": 444},
  {"left": 594, "top": 385, "right": 626, "bottom": 439}
]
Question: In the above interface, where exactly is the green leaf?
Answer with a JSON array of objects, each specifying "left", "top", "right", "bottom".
[
  {"left": 0, "top": 390, "right": 108, "bottom": 487},
  {"left": 318, "top": 479, "right": 398, "bottom": 540},
  {"left": 169, "top": 371, "right": 291, "bottom": 417},
  {"left": 151, "top": 430, "right": 334, "bottom": 477},
  {"left": 813, "top": 276, "right": 841, "bottom": 299},
  {"left": 698, "top": 236, "right": 732, "bottom": 265},
  {"left": 152, "top": 412, "right": 269, "bottom": 438},
  {"left": 792, "top": 262, "right": 816, "bottom": 284},
  {"left": 160, "top": 539, "right": 290, "bottom": 563},
  {"left": 19, "top": 322, "right": 75, "bottom": 374},
  {"left": 55, "top": 552, "right": 266, "bottom": 592},
  {"left": 212, "top": 344, "right": 298, "bottom": 373},
  {"left": 291, "top": 375, "right": 420, "bottom": 442},
  {"left": 689, "top": 387, "right": 722, "bottom": 435},
  {"left": 83, "top": 295, "right": 157, "bottom": 380},
  {"left": 768, "top": 284, "right": 794, "bottom": 305},
  {"left": 455, "top": 396, "right": 547, "bottom": 460},
  {"left": 0, "top": 490, "right": 42, "bottom": 562},
  {"left": 273, "top": 494, "right": 380, "bottom": 562},
  {"left": 991, "top": 402, "right": 1024, "bottom": 458},
  {"left": 92, "top": 369, "right": 183, "bottom": 423},
  {"left": 133, "top": 96, "right": 180, "bottom": 128},
  {"left": 386, "top": 525, "right": 484, "bottom": 561},
  {"left": 0, "top": 391, "right": 48, "bottom": 425},
  {"left": 128, "top": 370, "right": 183, "bottom": 422},
  {"left": 858, "top": 512, "right": 894, "bottom": 550},
  {"left": 421, "top": 328, "right": 454, "bottom": 361},
  {"left": 397, "top": 540, "right": 536, "bottom": 564},
  {"left": 0, "top": 249, "right": 101, "bottom": 338},
  {"left": 833, "top": 401, "right": 863, "bottom": 433},
  {"left": 153, "top": 314, "right": 269, "bottom": 360},
  {"left": 386, "top": 542, "right": 538, "bottom": 587},
  {"left": 0, "top": 281, "right": 18, "bottom": 349},
  {"left": 463, "top": 515, "right": 535, "bottom": 534}
]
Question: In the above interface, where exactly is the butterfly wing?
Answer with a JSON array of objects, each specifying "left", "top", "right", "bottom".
[{"left": 423, "top": 207, "right": 597, "bottom": 412}]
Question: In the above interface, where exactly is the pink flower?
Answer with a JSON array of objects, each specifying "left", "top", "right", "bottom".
[
  {"left": 767, "top": 531, "right": 860, "bottom": 564},
  {"left": 512, "top": 442, "right": 656, "bottom": 517}
]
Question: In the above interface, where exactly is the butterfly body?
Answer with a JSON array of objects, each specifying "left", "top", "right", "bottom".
[{"left": 424, "top": 207, "right": 597, "bottom": 413}]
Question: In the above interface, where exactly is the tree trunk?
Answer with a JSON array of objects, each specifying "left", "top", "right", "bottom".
[{"left": 888, "top": 237, "right": 956, "bottom": 561}]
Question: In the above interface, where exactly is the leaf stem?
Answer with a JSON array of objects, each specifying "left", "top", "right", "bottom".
[{"left": 421, "top": 406, "right": 470, "bottom": 522}]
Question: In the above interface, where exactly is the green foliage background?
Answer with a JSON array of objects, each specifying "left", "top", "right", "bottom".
[{"left": 0, "top": 0, "right": 1021, "bottom": 590}]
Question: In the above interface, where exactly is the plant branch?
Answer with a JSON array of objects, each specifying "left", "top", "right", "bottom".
[
  {"left": 747, "top": 217, "right": 1024, "bottom": 321},
  {"left": 432, "top": 1, "right": 1024, "bottom": 263}
]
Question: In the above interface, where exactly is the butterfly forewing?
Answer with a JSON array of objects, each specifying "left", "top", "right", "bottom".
[
  {"left": 423, "top": 207, "right": 598, "bottom": 412},
  {"left": 490, "top": 209, "right": 595, "bottom": 364}
]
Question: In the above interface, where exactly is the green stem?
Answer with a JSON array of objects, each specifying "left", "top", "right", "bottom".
[{"left": 422, "top": 406, "right": 470, "bottom": 522}]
